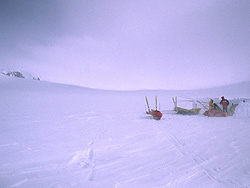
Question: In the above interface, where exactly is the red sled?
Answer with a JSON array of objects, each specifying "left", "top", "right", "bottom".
[
  {"left": 204, "top": 110, "right": 227, "bottom": 117},
  {"left": 150, "top": 110, "right": 163, "bottom": 120}
]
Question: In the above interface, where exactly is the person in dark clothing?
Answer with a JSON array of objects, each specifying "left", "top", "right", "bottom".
[{"left": 220, "top": 96, "right": 229, "bottom": 113}]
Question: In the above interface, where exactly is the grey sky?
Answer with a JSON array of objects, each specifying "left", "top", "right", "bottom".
[{"left": 1, "top": 0, "right": 250, "bottom": 90}]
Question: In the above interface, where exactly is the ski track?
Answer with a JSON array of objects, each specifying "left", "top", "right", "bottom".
[
  {"left": 1, "top": 104, "right": 250, "bottom": 187},
  {"left": 154, "top": 116, "right": 250, "bottom": 188},
  {"left": 7, "top": 178, "right": 28, "bottom": 188}
]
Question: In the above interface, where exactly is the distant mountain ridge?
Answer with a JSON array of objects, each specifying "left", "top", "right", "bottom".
[
  {"left": 0, "top": 69, "right": 249, "bottom": 98},
  {"left": 0, "top": 69, "right": 40, "bottom": 80}
]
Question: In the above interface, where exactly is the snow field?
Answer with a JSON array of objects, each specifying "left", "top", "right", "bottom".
[{"left": 0, "top": 75, "right": 250, "bottom": 188}]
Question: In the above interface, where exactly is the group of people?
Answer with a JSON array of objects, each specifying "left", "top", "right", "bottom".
[{"left": 209, "top": 96, "right": 230, "bottom": 113}]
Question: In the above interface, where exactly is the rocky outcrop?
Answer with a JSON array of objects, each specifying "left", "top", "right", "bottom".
[
  {"left": 4, "top": 71, "right": 25, "bottom": 78},
  {"left": 0, "top": 70, "right": 40, "bottom": 80}
]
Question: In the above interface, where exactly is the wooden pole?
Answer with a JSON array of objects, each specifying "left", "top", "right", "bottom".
[
  {"left": 155, "top": 96, "right": 157, "bottom": 111},
  {"left": 145, "top": 96, "right": 150, "bottom": 113}
]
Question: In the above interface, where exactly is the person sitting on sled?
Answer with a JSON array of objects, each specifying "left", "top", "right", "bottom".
[
  {"left": 220, "top": 96, "right": 229, "bottom": 113},
  {"left": 209, "top": 99, "right": 215, "bottom": 110}
]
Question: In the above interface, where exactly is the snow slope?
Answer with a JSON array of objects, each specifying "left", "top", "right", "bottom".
[{"left": 0, "top": 75, "right": 250, "bottom": 188}]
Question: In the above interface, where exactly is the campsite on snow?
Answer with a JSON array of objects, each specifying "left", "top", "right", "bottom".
[
  {"left": 1, "top": 0, "right": 250, "bottom": 187},
  {"left": 0, "top": 73, "right": 250, "bottom": 188}
]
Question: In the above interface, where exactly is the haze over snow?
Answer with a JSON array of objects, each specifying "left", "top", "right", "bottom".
[{"left": 1, "top": 0, "right": 250, "bottom": 90}]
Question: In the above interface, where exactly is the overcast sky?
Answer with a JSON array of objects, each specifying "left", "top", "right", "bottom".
[{"left": 1, "top": 0, "right": 250, "bottom": 90}]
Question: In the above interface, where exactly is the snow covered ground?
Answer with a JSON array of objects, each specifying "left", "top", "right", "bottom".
[{"left": 0, "top": 74, "right": 250, "bottom": 188}]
